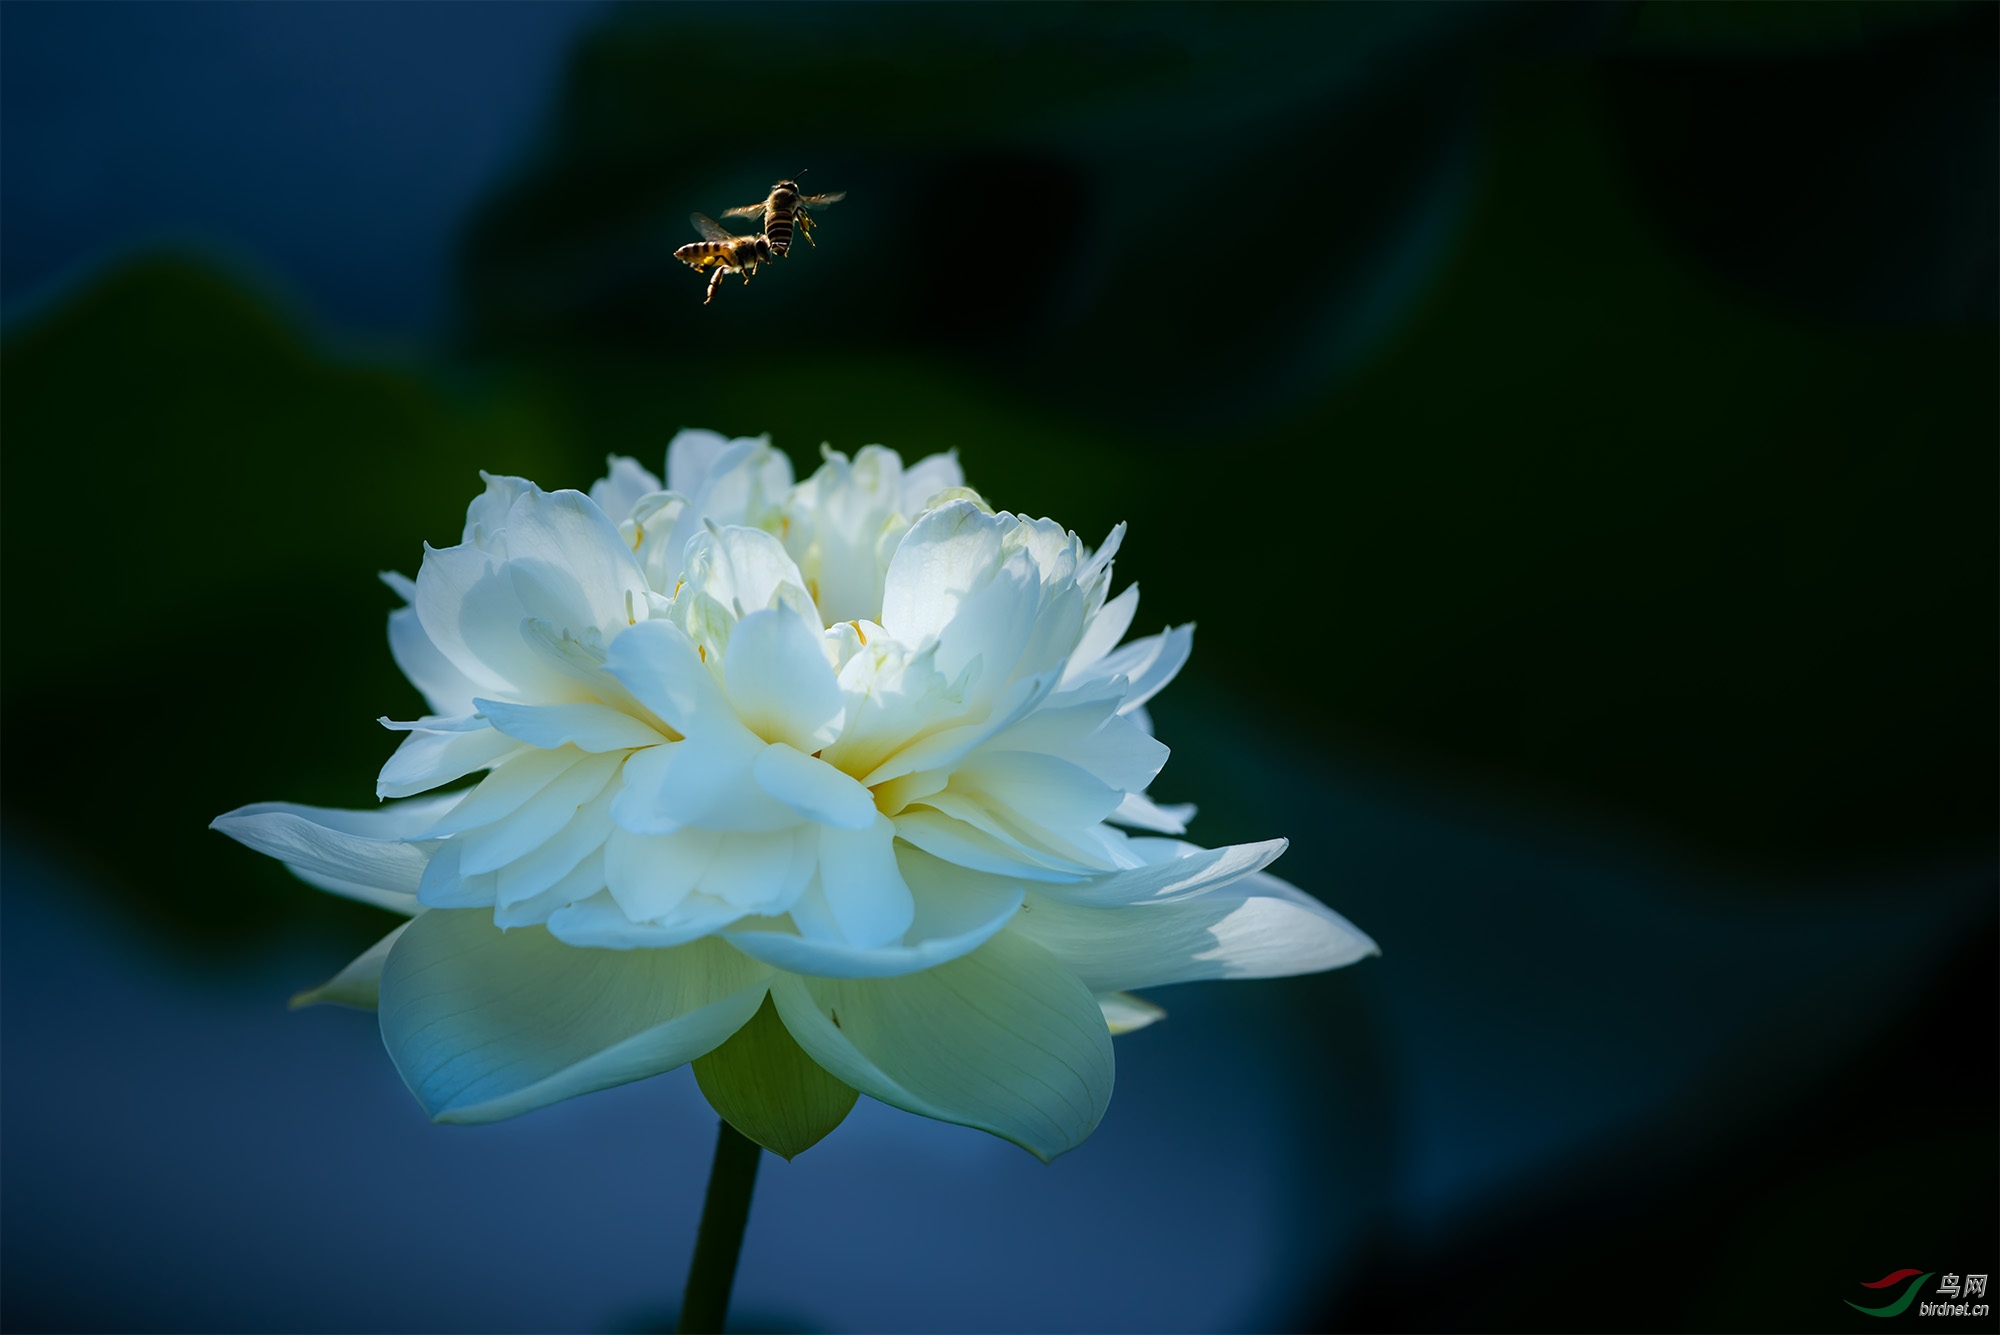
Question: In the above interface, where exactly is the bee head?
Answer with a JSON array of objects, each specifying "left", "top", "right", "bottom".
[{"left": 774, "top": 180, "right": 800, "bottom": 196}]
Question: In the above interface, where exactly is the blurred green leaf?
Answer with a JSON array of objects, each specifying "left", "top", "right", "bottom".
[{"left": 0, "top": 258, "right": 574, "bottom": 949}]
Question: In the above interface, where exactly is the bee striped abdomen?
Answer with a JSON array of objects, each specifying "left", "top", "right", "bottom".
[{"left": 764, "top": 204, "right": 798, "bottom": 255}]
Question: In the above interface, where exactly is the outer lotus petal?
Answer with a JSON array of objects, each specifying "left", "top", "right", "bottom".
[
  {"left": 419, "top": 745, "right": 588, "bottom": 838},
  {"left": 1113, "top": 624, "right": 1193, "bottom": 714},
  {"left": 890, "top": 807, "right": 1090, "bottom": 883},
  {"left": 504, "top": 488, "right": 648, "bottom": 640},
  {"left": 415, "top": 541, "right": 580, "bottom": 703},
  {"left": 862, "top": 670, "right": 1058, "bottom": 786},
  {"left": 648, "top": 725, "right": 799, "bottom": 833},
  {"left": 949, "top": 750, "right": 1124, "bottom": 831},
  {"left": 705, "top": 441, "right": 792, "bottom": 523},
  {"left": 629, "top": 491, "right": 692, "bottom": 590},
  {"left": 1061, "top": 583, "right": 1139, "bottom": 684},
  {"left": 1040, "top": 837, "right": 1288, "bottom": 907},
  {"left": 547, "top": 889, "right": 751, "bottom": 948},
  {"left": 768, "top": 929, "right": 1113, "bottom": 1160},
  {"left": 211, "top": 795, "right": 462, "bottom": 895},
  {"left": 605, "top": 824, "right": 719, "bottom": 922},
  {"left": 498, "top": 847, "right": 605, "bottom": 929},
  {"left": 1018, "top": 515, "right": 1081, "bottom": 579},
  {"left": 793, "top": 446, "right": 903, "bottom": 626},
  {"left": 387, "top": 599, "right": 481, "bottom": 718},
  {"left": 816, "top": 815, "right": 915, "bottom": 948},
  {"left": 999, "top": 699, "right": 1168, "bottom": 795},
  {"left": 590, "top": 454, "right": 663, "bottom": 524},
  {"left": 378, "top": 910, "right": 771, "bottom": 1122},
  {"left": 1098, "top": 991, "right": 1165, "bottom": 1035},
  {"left": 878, "top": 500, "right": 1010, "bottom": 645},
  {"left": 666, "top": 429, "right": 736, "bottom": 496},
  {"left": 461, "top": 472, "right": 536, "bottom": 551},
  {"left": 291, "top": 923, "right": 410, "bottom": 1010},
  {"left": 898, "top": 450, "right": 963, "bottom": 514},
  {"left": 724, "top": 609, "right": 845, "bottom": 751},
  {"left": 1007, "top": 864, "right": 1378, "bottom": 992},
  {"left": 377, "top": 722, "right": 523, "bottom": 800},
  {"left": 1075, "top": 521, "right": 1126, "bottom": 593},
  {"left": 1109, "top": 791, "right": 1195, "bottom": 835},
  {"left": 417, "top": 842, "right": 496, "bottom": 909},
  {"left": 818, "top": 639, "right": 956, "bottom": 780},
  {"left": 933, "top": 549, "right": 1039, "bottom": 689},
  {"left": 725, "top": 846, "right": 1023, "bottom": 978},
  {"left": 696, "top": 829, "right": 810, "bottom": 913},
  {"left": 608, "top": 743, "right": 682, "bottom": 836},
  {"left": 285, "top": 866, "right": 418, "bottom": 916},
  {"left": 753, "top": 744, "right": 877, "bottom": 830},
  {"left": 681, "top": 525, "right": 813, "bottom": 625},
  {"left": 474, "top": 699, "right": 668, "bottom": 752},
  {"left": 495, "top": 786, "right": 617, "bottom": 915},
  {"left": 379, "top": 711, "right": 494, "bottom": 735},
  {"left": 1010, "top": 576, "right": 1090, "bottom": 687},
  {"left": 605, "top": 620, "right": 729, "bottom": 738},
  {"left": 455, "top": 750, "right": 623, "bottom": 875},
  {"left": 915, "top": 789, "right": 1122, "bottom": 877},
  {"left": 668, "top": 430, "right": 789, "bottom": 509}
]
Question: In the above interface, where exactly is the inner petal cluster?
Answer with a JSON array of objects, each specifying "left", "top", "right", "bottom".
[{"left": 374, "top": 432, "right": 1186, "bottom": 971}]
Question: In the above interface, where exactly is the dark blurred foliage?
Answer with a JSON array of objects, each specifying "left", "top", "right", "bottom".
[
  {"left": 2, "top": 261, "right": 576, "bottom": 954},
  {"left": 1, "top": 2, "right": 1993, "bottom": 1331}
]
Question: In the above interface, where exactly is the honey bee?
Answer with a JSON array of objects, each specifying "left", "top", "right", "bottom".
[
  {"left": 721, "top": 179, "right": 846, "bottom": 257},
  {"left": 674, "top": 213, "right": 772, "bottom": 305}
]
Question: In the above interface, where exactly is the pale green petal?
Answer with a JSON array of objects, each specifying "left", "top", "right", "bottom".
[
  {"left": 210, "top": 795, "right": 460, "bottom": 897},
  {"left": 725, "top": 845, "right": 1022, "bottom": 979},
  {"left": 473, "top": 698, "right": 667, "bottom": 752},
  {"left": 723, "top": 609, "right": 845, "bottom": 752},
  {"left": 1044, "top": 837, "right": 1288, "bottom": 908},
  {"left": 378, "top": 909, "right": 772, "bottom": 1123},
  {"left": 878, "top": 500, "right": 1011, "bottom": 644},
  {"left": 692, "top": 993, "right": 857, "bottom": 1160},
  {"left": 897, "top": 450, "right": 963, "bottom": 514},
  {"left": 1062, "top": 583, "right": 1139, "bottom": 682},
  {"left": 768, "top": 930, "right": 1112, "bottom": 1160},
  {"left": 502, "top": 487, "right": 649, "bottom": 640},
  {"left": 286, "top": 866, "right": 417, "bottom": 916},
  {"left": 1098, "top": 990, "right": 1166, "bottom": 1035},
  {"left": 590, "top": 454, "right": 662, "bottom": 523},
  {"left": 1108, "top": 791, "right": 1195, "bottom": 835},
  {"left": 1009, "top": 868, "right": 1378, "bottom": 993},
  {"left": 290, "top": 923, "right": 410, "bottom": 1010},
  {"left": 376, "top": 720, "right": 524, "bottom": 800}
]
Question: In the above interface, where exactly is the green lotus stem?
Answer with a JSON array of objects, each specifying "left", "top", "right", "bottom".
[{"left": 678, "top": 1119, "right": 762, "bottom": 1334}]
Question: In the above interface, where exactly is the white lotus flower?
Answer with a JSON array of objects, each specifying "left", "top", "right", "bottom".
[{"left": 214, "top": 429, "right": 1376, "bottom": 1159}]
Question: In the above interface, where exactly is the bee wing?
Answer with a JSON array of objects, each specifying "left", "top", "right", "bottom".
[
  {"left": 720, "top": 202, "right": 770, "bottom": 221},
  {"left": 690, "top": 212, "right": 739, "bottom": 242},
  {"left": 798, "top": 191, "right": 846, "bottom": 208}
]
